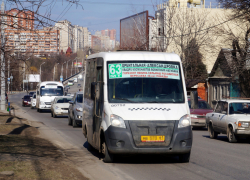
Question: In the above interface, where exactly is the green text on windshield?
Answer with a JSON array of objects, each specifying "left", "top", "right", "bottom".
[{"left": 107, "top": 61, "right": 184, "bottom": 103}]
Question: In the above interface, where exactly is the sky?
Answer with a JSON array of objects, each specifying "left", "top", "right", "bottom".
[{"left": 5, "top": 0, "right": 219, "bottom": 41}]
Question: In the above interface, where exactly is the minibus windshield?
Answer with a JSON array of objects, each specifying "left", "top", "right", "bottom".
[
  {"left": 40, "top": 86, "right": 63, "bottom": 96},
  {"left": 107, "top": 61, "right": 184, "bottom": 103}
]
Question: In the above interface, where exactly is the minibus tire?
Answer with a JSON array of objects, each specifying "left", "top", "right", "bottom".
[
  {"left": 179, "top": 152, "right": 190, "bottom": 163},
  {"left": 102, "top": 141, "right": 114, "bottom": 163}
]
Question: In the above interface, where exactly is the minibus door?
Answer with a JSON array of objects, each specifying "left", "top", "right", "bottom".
[{"left": 93, "top": 60, "right": 103, "bottom": 149}]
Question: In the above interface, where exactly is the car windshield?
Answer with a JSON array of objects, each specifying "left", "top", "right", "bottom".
[
  {"left": 76, "top": 94, "right": 83, "bottom": 103},
  {"left": 40, "top": 86, "right": 63, "bottom": 96},
  {"left": 107, "top": 61, "right": 184, "bottom": 103},
  {"left": 188, "top": 100, "right": 212, "bottom": 109},
  {"left": 24, "top": 96, "right": 30, "bottom": 100},
  {"left": 229, "top": 102, "right": 250, "bottom": 114},
  {"left": 29, "top": 92, "right": 35, "bottom": 96},
  {"left": 56, "top": 98, "right": 72, "bottom": 103}
]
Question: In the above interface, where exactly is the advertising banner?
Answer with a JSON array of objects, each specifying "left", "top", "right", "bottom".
[
  {"left": 74, "top": 62, "right": 82, "bottom": 68},
  {"left": 108, "top": 63, "right": 180, "bottom": 80},
  {"left": 28, "top": 74, "right": 40, "bottom": 82}
]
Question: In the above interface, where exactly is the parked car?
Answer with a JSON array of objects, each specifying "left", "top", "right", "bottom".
[
  {"left": 51, "top": 96, "right": 73, "bottom": 118},
  {"left": 22, "top": 95, "right": 31, "bottom": 106},
  {"left": 65, "top": 85, "right": 70, "bottom": 90},
  {"left": 206, "top": 99, "right": 250, "bottom": 143},
  {"left": 188, "top": 99, "right": 213, "bottom": 127},
  {"left": 30, "top": 93, "right": 36, "bottom": 109},
  {"left": 68, "top": 91, "right": 83, "bottom": 127},
  {"left": 29, "top": 91, "right": 35, "bottom": 97}
]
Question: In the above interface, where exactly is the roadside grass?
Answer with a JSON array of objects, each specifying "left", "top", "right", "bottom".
[{"left": 0, "top": 114, "right": 88, "bottom": 180}]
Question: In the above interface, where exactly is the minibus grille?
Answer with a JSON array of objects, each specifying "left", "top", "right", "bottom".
[
  {"left": 129, "top": 120, "right": 175, "bottom": 147},
  {"left": 45, "top": 102, "right": 51, "bottom": 105}
]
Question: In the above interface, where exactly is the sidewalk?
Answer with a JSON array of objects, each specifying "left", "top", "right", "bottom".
[{"left": 0, "top": 105, "right": 88, "bottom": 180}]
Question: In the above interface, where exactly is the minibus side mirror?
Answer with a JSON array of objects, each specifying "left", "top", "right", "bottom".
[
  {"left": 37, "top": 91, "right": 39, "bottom": 95},
  {"left": 91, "top": 82, "right": 97, "bottom": 100},
  {"left": 69, "top": 101, "right": 73, "bottom": 104}
]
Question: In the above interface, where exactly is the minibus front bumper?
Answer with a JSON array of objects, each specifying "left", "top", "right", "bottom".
[{"left": 104, "top": 120, "right": 192, "bottom": 154}]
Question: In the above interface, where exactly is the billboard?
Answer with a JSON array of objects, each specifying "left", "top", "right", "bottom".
[
  {"left": 74, "top": 62, "right": 82, "bottom": 68},
  {"left": 28, "top": 74, "right": 40, "bottom": 82},
  {"left": 120, "top": 11, "right": 149, "bottom": 50}
]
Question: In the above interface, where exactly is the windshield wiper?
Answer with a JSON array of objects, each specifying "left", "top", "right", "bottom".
[
  {"left": 113, "top": 98, "right": 136, "bottom": 103},
  {"left": 148, "top": 101, "right": 159, "bottom": 103}
]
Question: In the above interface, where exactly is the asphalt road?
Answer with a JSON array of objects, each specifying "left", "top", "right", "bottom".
[{"left": 9, "top": 81, "right": 250, "bottom": 180}]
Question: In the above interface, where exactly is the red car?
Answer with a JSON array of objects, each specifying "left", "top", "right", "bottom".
[
  {"left": 22, "top": 95, "right": 31, "bottom": 106},
  {"left": 188, "top": 99, "right": 213, "bottom": 128}
]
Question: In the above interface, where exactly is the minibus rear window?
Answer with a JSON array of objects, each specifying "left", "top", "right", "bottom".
[{"left": 107, "top": 61, "right": 184, "bottom": 103}]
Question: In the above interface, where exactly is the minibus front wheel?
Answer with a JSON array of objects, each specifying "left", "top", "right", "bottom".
[
  {"left": 179, "top": 152, "right": 191, "bottom": 163},
  {"left": 102, "top": 141, "right": 114, "bottom": 163}
]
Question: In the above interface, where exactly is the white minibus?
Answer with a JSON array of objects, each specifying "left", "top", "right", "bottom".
[
  {"left": 82, "top": 51, "right": 192, "bottom": 163},
  {"left": 36, "top": 81, "right": 64, "bottom": 112},
  {"left": 68, "top": 79, "right": 74, "bottom": 86}
]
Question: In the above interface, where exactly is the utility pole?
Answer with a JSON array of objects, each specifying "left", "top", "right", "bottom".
[
  {"left": 53, "top": 63, "right": 59, "bottom": 81},
  {"left": 23, "top": 61, "right": 25, "bottom": 91},
  {"left": 40, "top": 62, "right": 45, "bottom": 82},
  {"left": 71, "top": 61, "right": 73, "bottom": 76},
  {"left": 1, "top": 0, "right": 5, "bottom": 110}
]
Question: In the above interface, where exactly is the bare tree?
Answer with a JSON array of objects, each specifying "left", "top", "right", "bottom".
[
  {"left": 151, "top": 4, "right": 218, "bottom": 79},
  {"left": 216, "top": 0, "right": 250, "bottom": 97}
]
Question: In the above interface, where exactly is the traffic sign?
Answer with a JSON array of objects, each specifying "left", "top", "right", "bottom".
[
  {"left": 7, "top": 81, "right": 10, "bottom": 84},
  {"left": 10, "top": 76, "right": 13, "bottom": 80},
  {"left": 7, "top": 78, "right": 10, "bottom": 81}
]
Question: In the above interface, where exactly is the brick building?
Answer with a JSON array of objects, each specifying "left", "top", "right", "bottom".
[{"left": 4, "top": 9, "right": 60, "bottom": 57}]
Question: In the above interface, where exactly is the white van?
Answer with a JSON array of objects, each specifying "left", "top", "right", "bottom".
[
  {"left": 36, "top": 81, "right": 64, "bottom": 112},
  {"left": 82, "top": 51, "right": 192, "bottom": 163}
]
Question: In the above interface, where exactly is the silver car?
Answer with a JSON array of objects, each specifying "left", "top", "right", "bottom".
[
  {"left": 51, "top": 96, "right": 72, "bottom": 118},
  {"left": 68, "top": 92, "right": 83, "bottom": 127}
]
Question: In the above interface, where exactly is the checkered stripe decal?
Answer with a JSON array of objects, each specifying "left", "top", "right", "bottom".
[{"left": 128, "top": 107, "right": 171, "bottom": 111}]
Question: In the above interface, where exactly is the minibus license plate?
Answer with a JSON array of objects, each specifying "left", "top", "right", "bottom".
[{"left": 141, "top": 136, "right": 165, "bottom": 142}]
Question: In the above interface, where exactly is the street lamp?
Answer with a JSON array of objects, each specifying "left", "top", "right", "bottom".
[
  {"left": 73, "top": 58, "right": 78, "bottom": 74},
  {"left": 10, "top": 74, "right": 13, "bottom": 94},
  {"left": 53, "top": 63, "right": 59, "bottom": 81},
  {"left": 61, "top": 61, "right": 66, "bottom": 80},
  {"left": 40, "top": 62, "right": 45, "bottom": 82}
]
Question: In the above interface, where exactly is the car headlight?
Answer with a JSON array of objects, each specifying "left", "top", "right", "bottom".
[
  {"left": 110, "top": 114, "right": 126, "bottom": 128},
  {"left": 178, "top": 114, "right": 191, "bottom": 128},
  {"left": 39, "top": 101, "right": 45, "bottom": 105},
  {"left": 55, "top": 106, "right": 59, "bottom": 110},
  {"left": 238, "top": 121, "right": 249, "bottom": 128},
  {"left": 24, "top": 101, "right": 27, "bottom": 102},
  {"left": 76, "top": 107, "right": 83, "bottom": 112},
  {"left": 190, "top": 114, "right": 198, "bottom": 118}
]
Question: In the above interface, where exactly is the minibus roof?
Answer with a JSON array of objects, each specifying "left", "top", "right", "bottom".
[
  {"left": 38, "top": 81, "right": 63, "bottom": 87},
  {"left": 87, "top": 51, "right": 181, "bottom": 62}
]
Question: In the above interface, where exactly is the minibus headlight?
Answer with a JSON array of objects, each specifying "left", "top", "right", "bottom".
[
  {"left": 110, "top": 114, "right": 126, "bottom": 128},
  {"left": 178, "top": 114, "right": 191, "bottom": 128}
]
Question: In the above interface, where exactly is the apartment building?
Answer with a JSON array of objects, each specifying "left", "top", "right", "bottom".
[
  {"left": 54, "top": 20, "right": 74, "bottom": 53},
  {"left": 151, "top": 0, "right": 244, "bottom": 72},
  {"left": 94, "top": 29, "right": 116, "bottom": 50},
  {"left": 91, "top": 35, "right": 101, "bottom": 49},
  {"left": 4, "top": 9, "right": 59, "bottom": 56},
  {"left": 5, "top": 9, "right": 34, "bottom": 30}
]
